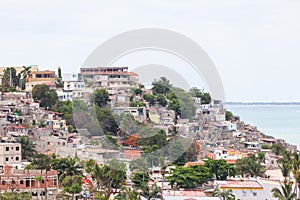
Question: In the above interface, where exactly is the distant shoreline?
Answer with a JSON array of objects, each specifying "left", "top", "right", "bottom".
[{"left": 225, "top": 102, "right": 300, "bottom": 105}]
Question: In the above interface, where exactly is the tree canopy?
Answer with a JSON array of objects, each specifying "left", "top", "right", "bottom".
[
  {"left": 91, "top": 88, "right": 109, "bottom": 108},
  {"left": 204, "top": 159, "right": 235, "bottom": 180},
  {"left": 32, "top": 84, "right": 57, "bottom": 109},
  {"left": 167, "top": 165, "right": 213, "bottom": 189}
]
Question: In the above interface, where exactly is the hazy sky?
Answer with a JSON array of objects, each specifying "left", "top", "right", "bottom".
[{"left": 1, "top": 0, "right": 300, "bottom": 102}]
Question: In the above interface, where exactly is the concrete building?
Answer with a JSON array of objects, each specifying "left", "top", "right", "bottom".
[
  {"left": 113, "top": 106, "right": 147, "bottom": 122},
  {"left": 0, "top": 165, "right": 58, "bottom": 200},
  {"left": 63, "top": 80, "right": 85, "bottom": 91},
  {"left": 26, "top": 70, "right": 56, "bottom": 91},
  {"left": 0, "top": 143, "right": 21, "bottom": 168},
  {"left": 35, "top": 136, "right": 68, "bottom": 155},
  {"left": 56, "top": 89, "right": 73, "bottom": 101},
  {"left": 79, "top": 66, "right": 139, "bottom": 89},
  {"left": 27, "top": 70, "right": 55, "bottom": 83},
  {"left": 214, "top": 179, "right": 279, "bottom": 200}
]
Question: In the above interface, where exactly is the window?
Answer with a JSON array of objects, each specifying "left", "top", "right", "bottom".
[
  {"left": 11, "top": 147, "right": 13, "bottom": 150},
  {"left": 5, "top": 157, "right": 9, "bottom": 162},
  {"left": 2, "top": 181, "right": 5, "bottom": 185},
  {"left": 6, "top": 147, "right": 9, "bottom": 151},
  {"left": 20, "top": 180, "right": 24, "bottom": 185},
  {"left": 243, "top": 190, "right": 246, "bottom": 196},
  {"left": 16, "top": 146, "right": 19, "bottom": 151},
  {"left": 16, "top": 157, "right": 19, "bottom": 161},
  {"left": 32, "top": 192, "right": 38, "bottom": 197},
  {"left": 26, "top": 179, "right": 30, "bottom": 187},
  {"left": 253, "top": 192, "right": 257, "bottom": 197}
]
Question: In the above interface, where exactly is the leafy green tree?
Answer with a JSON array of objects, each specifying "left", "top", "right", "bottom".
[
  {"left": 61, "top": 175, "right": 82, "bottom": 200},
  {"left": 213, "top": 188, "right": 235, "bottom": 200},
  {"left": 68, "top": 125, "right": 74, "bottom": 133},
  {"left": 56, "top": 67, "right": 63, "bottom": 88},
  {"left": 133, "top": 88, "right": 143, "bottom": 95},
  {"left": 85, "top": 158, "right": 97, "bottom": 174},
  {"left": 55, "top": 100, "right": 74, "bottom": 126},
  {"left": 142, "top": 94, "right": 156, "bottom": 106},
  {"left": 167, "top": 165, "right": 213, "bottom": 189},
  {"left": 17, "top": 136, "right": 36, "bottom": 160},
  {"left": 32, "top": 84, "right": 57, "bottom": 109},
  {"left": 156, "top": 94, "right": 167, "bottom": 107},
  {"left": 152, "top": 77, "right": 172, "bottom": 96},
  {"left": 2, "top": 68, "right": 20, "bottom": 91},
  {"left": 225, "top": 111, "right": 234, "bottom": 121},
  {"left": 30, "top": 153, "right": 51, "bottom": 171},
  {"left": 0, "top": 192, "right": 32, "bottom": 200},
  {"left": 189, "top": 87, "right": 211, "bottom": 104},
  {"left": 272, "top": 182, "right": 297, "bottom": 200},
  {"left": 168, "top": 87, "right": 196, "bottom": 120},
  {"left": 95, "top": 106, "right": 118, "bottom": 135},
  {"left": 132, "top": 172, "right": 150, "bottom": 188},
  {"left": 262, "top": 144, "right": 271, "bottom": 149},
  {"left": 91, "top": 88, "right": 109, "bottom": 108},
  {"left": 205, "top": 159, "right": 235, "bottom": 180},
  {"left": 129, "top": 101, "right": 146, "bottom": 107}
]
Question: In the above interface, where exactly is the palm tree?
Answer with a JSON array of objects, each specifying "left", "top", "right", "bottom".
[
  {"left": 213, "top": 188, "right": 235, "bottom": 200},
  {"left": 90, "top": 163, "right": 103, "bottom": 192},
  {"left": 51, "top": 156, "right": 83, "bottom": 183},
  {"left": 235, "top": 155, "right": 265, "bottom": 178},
  {"left": 141, "top": 184, "right": 163, "bottom": 200},
  {"left": 115, "top": 186, "right": 140, "bottom": 200},
  {"left": 17, "top": 136, "right": 36, "bottom": 160},
  {"left": 272, "top": 182, "right": 297, "bottom": 200},
  {"left": 34, "top": 176, "right": 44, "bottom": 200},
  {"left": 277, "top": 150, "right": 293, "bottom": 184},
  {"left": 20, "top": 66, "right": 32, "bottom": 81},
  {"left": 20, "top": 66, "right": 32, "bottom": 90},
  {"left": 292, "top": 152, "right": 300, "bottom": 197}
]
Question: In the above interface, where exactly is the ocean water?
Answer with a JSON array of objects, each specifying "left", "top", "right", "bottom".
[{"left": 225, "top": 104, "right": 300, "bottom": 148}]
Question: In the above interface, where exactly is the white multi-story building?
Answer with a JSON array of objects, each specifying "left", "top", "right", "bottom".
[
  {"left": 57, "top": 73, "right": 93, "bottom": 101},
  {"left": 0, "top": 143, "right": 22, "bottom": 169}
]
